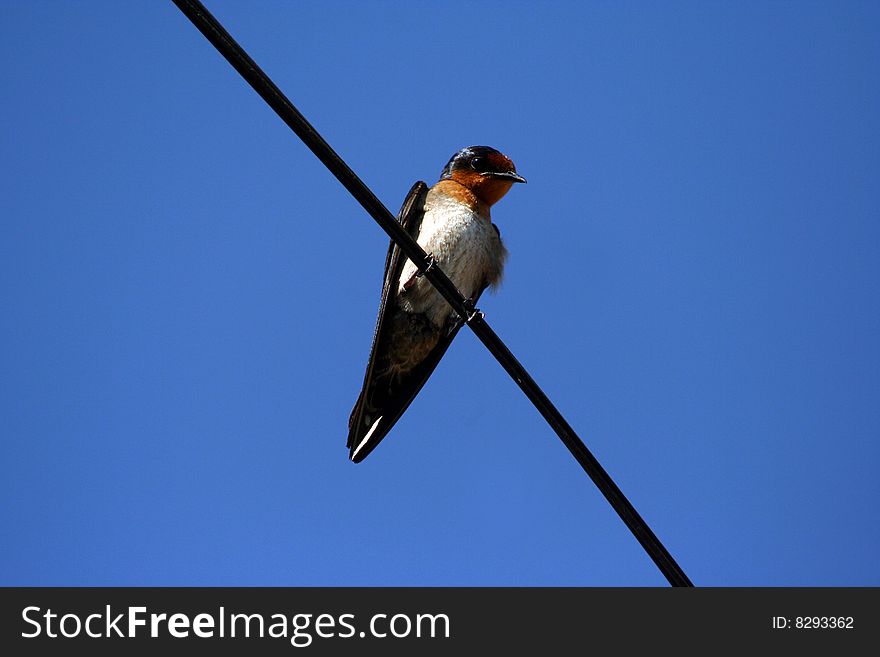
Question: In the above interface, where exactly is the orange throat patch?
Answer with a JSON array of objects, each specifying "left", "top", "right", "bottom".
[{"left": 440, "top": 172, "right": 514, "bottom": 209}]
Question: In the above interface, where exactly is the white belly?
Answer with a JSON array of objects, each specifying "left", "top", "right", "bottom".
[{"left": 397, "top": 192, "right": 506, "bottom": 327}]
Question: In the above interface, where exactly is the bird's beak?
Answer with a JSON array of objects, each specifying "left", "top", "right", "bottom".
[{"left": 487, "top": 171, "right": 527, "bottom": 184}]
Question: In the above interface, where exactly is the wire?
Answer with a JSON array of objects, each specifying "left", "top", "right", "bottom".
[{"left": 170, "top": 0, "right": 693, "bottom": 588}]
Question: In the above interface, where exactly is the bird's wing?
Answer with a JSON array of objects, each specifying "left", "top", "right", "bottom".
[
  {"left": 347, "top": 181, "right": 428, "bottom": 458},
  {"left": 347, "top": 183, "right": 491, "bottom": 463}
]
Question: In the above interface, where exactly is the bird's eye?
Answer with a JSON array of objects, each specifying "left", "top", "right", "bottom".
[{"left": 471, "top": 156, "right": 489, "bottom": 172}]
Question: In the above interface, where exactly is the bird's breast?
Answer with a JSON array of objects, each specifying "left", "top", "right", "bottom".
[{"left": 397, "top": 191, "right": 507, "bottom": 327}]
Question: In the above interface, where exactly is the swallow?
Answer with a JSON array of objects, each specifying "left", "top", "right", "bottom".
[{"left": 347, "top": 145, "right": 526, "bottom": 462}]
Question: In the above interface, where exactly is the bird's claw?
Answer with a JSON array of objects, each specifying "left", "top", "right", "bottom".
[
  {"left": 463, "top": 297, "right": 483, "bottom": 324},
  {"left": 417, "top": 253, "right": 437, "bottom": 277}
]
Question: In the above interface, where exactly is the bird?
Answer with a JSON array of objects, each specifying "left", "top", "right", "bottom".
[{"left": 347, "top": 145, "right": 526, "bottom": 462}]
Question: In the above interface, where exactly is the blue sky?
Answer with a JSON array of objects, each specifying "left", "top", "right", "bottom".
[{"left": 2, "top": 1, "right": 878, "bottom": 586}]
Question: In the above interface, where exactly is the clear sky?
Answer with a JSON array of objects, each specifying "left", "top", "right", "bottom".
[{"left": 2, "top": 1, "right": 878, "bottom": 586}]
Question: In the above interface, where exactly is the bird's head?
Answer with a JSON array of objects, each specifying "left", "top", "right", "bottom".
[{"left": 439, "top": 146, "right": 526, "bottom": 207}]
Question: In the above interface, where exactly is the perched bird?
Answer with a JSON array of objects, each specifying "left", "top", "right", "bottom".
[{"left": 348, "top": 145, "right": 526, "bottom": 462}]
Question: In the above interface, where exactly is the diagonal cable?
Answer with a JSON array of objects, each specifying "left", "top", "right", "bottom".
[{"left": 170, "top": 0, "right": 693, "bottom": 587}]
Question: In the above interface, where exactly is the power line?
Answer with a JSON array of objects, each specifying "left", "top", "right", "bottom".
[{"left": 170, "top": 0, "right": 693, "bottom": 588}]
